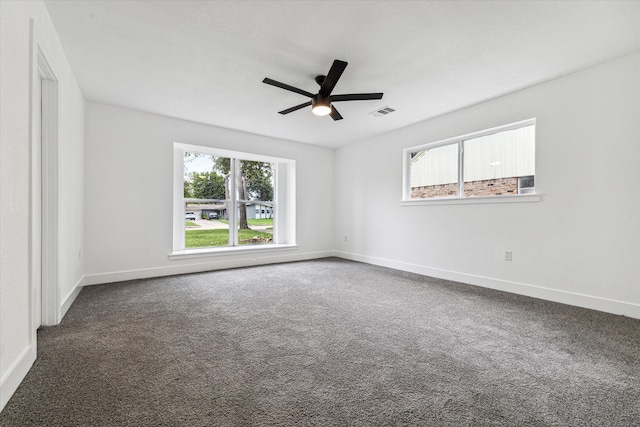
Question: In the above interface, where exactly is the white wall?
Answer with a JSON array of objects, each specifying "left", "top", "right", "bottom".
[
  {"left": 83, "top": 103, "right": 334, "bottom": 283},
  {"left": 334, "top": 52, "right": 640, "bottom": 318},
  {"left": 0, "top": 0, "right": 85, "bottom": 411}
]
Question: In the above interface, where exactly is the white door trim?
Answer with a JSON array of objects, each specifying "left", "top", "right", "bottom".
[{"left": 32, "top": 40, "right": 60, "bottom": 329}]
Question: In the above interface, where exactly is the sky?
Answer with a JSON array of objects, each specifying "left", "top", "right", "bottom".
[{"left": 184, "top": 154, "right": 214, "bottom": 176}]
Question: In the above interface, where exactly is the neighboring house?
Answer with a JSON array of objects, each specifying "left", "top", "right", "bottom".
[
  {"left": 246, "top": 203, "right": 273, "bottom": 219},
  {"left": 185, "top": 203, "right": 227, "bottom": 219},
  {"left": 186, "top": 202, "right": 272, "bottom": 220}
]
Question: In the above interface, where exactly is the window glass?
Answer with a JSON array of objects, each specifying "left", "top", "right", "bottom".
[
  {"left": 409, "top": 143, "right": 458, "bottom": 199},
  {"left": 184, "top": 153, "right": 230, "bottom": 248},
  {"left": 463, "top": 125, "right": 535, "bottom": 197},
  {"left": 405, "top": 120, "right": 535, "bottom": 200},
  {"left": 236, "top": 160, "right": 274, "bottom": 246}
]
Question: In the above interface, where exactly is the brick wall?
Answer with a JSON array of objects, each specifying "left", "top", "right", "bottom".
[
  {"left": 411, "top": 183, "right": 458, "bottom": 198},
  {"left": 411, "top": 177, "right": 519, "bottom": 198},
  {"left": 464, "top": 177, "right": 518, "bottom": 197}
]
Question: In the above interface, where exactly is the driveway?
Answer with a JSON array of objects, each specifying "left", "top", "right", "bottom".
[
  {"left": 186, "top": 220, "right": 228, "bottom": 230},
  {"left": 186, "top": 220, "right": 272, "bottom": 234}
]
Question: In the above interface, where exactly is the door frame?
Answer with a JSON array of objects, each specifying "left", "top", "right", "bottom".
[{"left": 31, "top": 40, "right": 60, "bottom": 331}]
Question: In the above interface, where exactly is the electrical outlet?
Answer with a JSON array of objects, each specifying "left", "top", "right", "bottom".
[{"left": 504, "top": 251, "right": 513, "bottom": 261}]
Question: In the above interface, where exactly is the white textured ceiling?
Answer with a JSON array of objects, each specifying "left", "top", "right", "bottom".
[{"left": 44, "top": 1, "right": 640, "bottom": 148}]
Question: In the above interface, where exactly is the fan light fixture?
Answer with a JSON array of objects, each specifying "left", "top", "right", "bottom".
[
  {"left": 312, "top": 104, "right": 331, "bottom": 116},
  {"left": 311, "top": 94, "right": 331, "bottom": 116},
  {"left": 262, "top": 59, "right": 384, "bottom": 121}
]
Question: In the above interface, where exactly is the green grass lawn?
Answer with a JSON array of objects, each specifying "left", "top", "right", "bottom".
[
  {"left": 185, "top": 221, "right": 199, "bottom": 227},
  {"left": 185, "top": 229, "right": 273, "bottom": 248},
  {"left": 247, "top": 218, "right": 273, "bottom": 226},
  {"left": 217, "top": 218, "right": 273, "bottom": 226}
]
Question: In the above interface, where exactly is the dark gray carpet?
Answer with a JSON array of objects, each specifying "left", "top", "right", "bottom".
[{"left": 1, "top": 258, "right": 639, "bottom": 426}]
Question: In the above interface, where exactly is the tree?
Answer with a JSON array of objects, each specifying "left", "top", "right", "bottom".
[
  {"left": 183, "top": 152, "right": 197, "bottom": 198},
  {"left": 184, "top": 181, "right": 193, "bottom": 198},
  {"left": 243, "top": 162, "right": 274, "bottom": 201},
  {"left": 212, "top": 157, "right": 273, "bottom": 229},
  {"left": 191, "top": 171, "right": 225, "bottom": 200}
]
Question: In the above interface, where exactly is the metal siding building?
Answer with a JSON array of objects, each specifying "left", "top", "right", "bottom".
[{"left": 410, "top": 125, "right": 535, "bottom": 187}]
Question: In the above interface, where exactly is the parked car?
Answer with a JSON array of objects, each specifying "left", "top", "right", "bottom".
[
  {"left": 185, "top": 212, "right": 196, "bottom": 220},
  {"left": 208, "top": 212, "right": 218, "bottom": 220}
]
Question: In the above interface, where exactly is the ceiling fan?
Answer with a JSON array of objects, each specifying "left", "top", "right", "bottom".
[{"left": 262, "top": 59, "right": 383, "bottom": 121}]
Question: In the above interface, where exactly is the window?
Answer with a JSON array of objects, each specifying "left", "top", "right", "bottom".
[
  {"left": 404, "top": 119, "right": 536, "bottom": 202},
  {"left": 172, "top": 143, "right": 296, "bottom": 256}
]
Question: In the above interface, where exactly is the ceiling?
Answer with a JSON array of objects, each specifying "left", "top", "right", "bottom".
[{"left": 44, "top": 1, "right": 640, "bottom": 148}]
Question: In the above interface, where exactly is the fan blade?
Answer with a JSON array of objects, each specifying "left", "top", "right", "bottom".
[
  {"left": 319, "top": 60, "right": 348, "bottom": 97},
  {"left": 331, "top": 93, "right": 384, "bottom": 102},
  {"left": 278, "top": 101, "right": 311, "bottom": 115},
  {"left": 263, "top": 78, "right": 314, "bottom": 98},
  {"left": 329, "top": 105, "right": 343, "bottom": 121}
]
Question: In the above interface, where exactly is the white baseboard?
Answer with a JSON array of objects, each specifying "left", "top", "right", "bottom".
[
  {"left": 83, "top": 250, "right": 334, "bottom": 286},
  {"left": 1, "top": 278, "right": 83, "bottom": 413},
  {"left": 0, "top": 344, "right": 36, "bottom": 412},
  {"left": 64, "top": 249, "right": 640, "bottom": 318},
  {"left": 61, "top": 277, "right": 84, "bottom": 319},
  {"left": 334, "top": 251, "right": 640, "bottom": 319}
]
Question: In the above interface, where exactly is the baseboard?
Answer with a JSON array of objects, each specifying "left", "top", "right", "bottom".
[
  {"left": 1, "top": 279, "right": 88, "bottom": 413},
  {"left": 0, "top": 344, "right": 36, "bottom": 412},
  {"left": 334, "top": 251, "right": 640, "bottom": 319},
  {"left": 61, "top": 277, "right": 84, "bottom": 320},
  {"left": 83, "top": 250, "right": 334, "bottom": 286}
]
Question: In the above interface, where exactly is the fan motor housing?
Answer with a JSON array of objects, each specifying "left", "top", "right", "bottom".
[{"left": 312, "top": 93, "right": 331, "bottom": 108}]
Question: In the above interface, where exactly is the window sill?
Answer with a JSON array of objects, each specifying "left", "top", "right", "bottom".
[
  {"left": 169, "top": 244, "right": 299, "bottom": 260},
  {"left": 400, "top": 193, "right": 540, "bottom": 206}
]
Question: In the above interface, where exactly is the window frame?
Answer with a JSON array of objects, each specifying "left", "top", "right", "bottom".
[
  {"left": 402, "top": 118, "right": 539, "bottom": 206},
  {"left": 171, "top": 143, "right": 297, "bottom": 259}
]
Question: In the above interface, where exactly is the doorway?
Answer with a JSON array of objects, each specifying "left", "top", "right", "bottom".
[{"left": 32, "top": 48, "right": 59, "bottom": 329}]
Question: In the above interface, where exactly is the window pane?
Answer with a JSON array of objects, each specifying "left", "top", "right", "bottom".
[
  {"left": 236, "top": 160, "right": 274, "bottom": 246},
  {"left": 237, "top": 203, "right": 273, "bottom": 245},
  {"left": 463, "top": 125, "right": 535, "bottom": 197},
  {"left": 184, "top": 152, "right": 230, "bottom": 248},
  {"left": 409, "top": 143, "right": 459, "bottom": 199}
]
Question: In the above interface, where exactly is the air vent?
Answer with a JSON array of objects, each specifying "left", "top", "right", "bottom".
[{"left": 369, "top": 106, "right": 396, "bottom": 117}]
